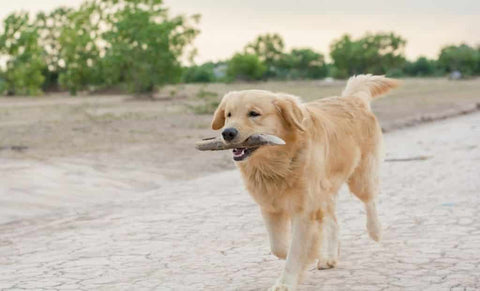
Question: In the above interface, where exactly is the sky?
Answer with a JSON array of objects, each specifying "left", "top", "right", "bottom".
[{"left": 1, "top": 0, "right": 479, "bottom": 63}]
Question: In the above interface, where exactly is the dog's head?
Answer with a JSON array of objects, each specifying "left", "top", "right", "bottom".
[{"left": 211, "top": 90, "right": 305, "bottom": 162}]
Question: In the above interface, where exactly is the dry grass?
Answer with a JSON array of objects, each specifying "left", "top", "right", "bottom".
[{"left": 1, "top": 78, "right": 479, "bottom": 179}]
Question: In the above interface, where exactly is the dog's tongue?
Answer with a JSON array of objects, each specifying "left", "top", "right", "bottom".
[{"left": 233, "top": 148, "right": 246, "bottom": 157}]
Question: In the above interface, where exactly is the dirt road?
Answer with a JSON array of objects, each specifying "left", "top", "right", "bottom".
[{"left": 0, "top": 112, "right": 479, "bottom": 290}]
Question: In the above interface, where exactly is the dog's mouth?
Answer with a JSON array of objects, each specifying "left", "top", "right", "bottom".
[{"left": 232, "top": 147, "right": 258, "bottom": 161}]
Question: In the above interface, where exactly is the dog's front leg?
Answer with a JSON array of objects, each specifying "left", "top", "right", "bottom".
[
  {"left": 269, "top": 214, "right": 317, "bottom": 291},
  {"left": 261, "top": 210, "right": 290, "bottom": 260},
  {"left": 317, "top": 214, "right": 339, "bottom": 269}
]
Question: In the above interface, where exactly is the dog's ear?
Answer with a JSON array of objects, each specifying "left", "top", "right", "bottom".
[
  {"left": 211, "top": 95, "right": 228, "bottom": 130},
  {"left": 273, "top": 96, "right": 305, "bottom": 132}
]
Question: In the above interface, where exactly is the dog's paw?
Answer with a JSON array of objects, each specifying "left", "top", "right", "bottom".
[
  {"left": 317, "top": 257, "right": 338, "bottom": 270},
  {"left": 317, "top": 244, "right": 339, "bottom": 270},
  {"left": 268, "top": 283, "right": 295, "bottom": 291},
  {"left": 367, "top": 220, "right": 382, "bottom": 242},
  {"left": 271, "top": 248, "right": 287, "bottom": 260}
]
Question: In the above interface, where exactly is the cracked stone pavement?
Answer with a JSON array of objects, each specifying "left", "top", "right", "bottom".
[{"left": 0, "top": 113, "right": 479, "bottom": 290}]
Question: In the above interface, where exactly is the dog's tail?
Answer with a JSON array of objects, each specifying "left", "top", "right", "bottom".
[{"left": 341, "top": 74, "right": 399, "bottom": 103}]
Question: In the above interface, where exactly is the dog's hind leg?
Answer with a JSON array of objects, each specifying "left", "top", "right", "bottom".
[
  {"left": 364, "top": 200, "right": 381, "bottom": 242},
  {"left": 347, "top": 154, "right": 382, "bottom": 242}
]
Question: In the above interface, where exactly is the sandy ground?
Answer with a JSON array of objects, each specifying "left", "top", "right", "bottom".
[{"left": 0, "top": 111, "right": 479, "bottom": 290}]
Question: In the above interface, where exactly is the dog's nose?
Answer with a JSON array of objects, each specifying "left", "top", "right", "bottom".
[{"left": 222, "top": 128, "right": 238, "bottom": 142}]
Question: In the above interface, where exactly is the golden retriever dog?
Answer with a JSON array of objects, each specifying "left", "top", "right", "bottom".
[{"left": 210, "top": 74, "right": 399, "bottom": 291}]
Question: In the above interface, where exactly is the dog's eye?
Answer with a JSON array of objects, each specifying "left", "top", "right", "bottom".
[
  {"left": 248, "top": 111, "right": 260, "bottom": 117},
  {"left": 227, "top": 112, "right": 231, "bottom": 118}
]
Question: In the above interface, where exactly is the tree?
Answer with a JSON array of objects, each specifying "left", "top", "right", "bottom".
[
  {"left": 330, "top": 32, "right": 407, "bottom": 78},
  {"left": 227, "top": 53, "right": 266, "bottom": 81},
  {"left": 438, "top": 44, "right": 480, "bottom": 76},
  {"left": 0, "top": 12, "right": 45, "bottom": 95},
  {"left": 35, "top": 7, "right": 73, "bottom": 91},
  {"left": 0, "top": 0, "right": 200, "bottom": 96},
  {"left": 276, "top": 48, "right": 328, "bottom": 79},
  {"left": 101, "top": 0, "right": 199, "bottom": 93},
  {"left": 245, "top": 33, "right": 284, "bottom": 77},
  {"left": 57, "top": 2, "right": 103, "bottom": 95}
]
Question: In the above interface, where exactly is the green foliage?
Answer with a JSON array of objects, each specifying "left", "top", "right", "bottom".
[
  {"left": 57, "top": 2, "right": 103, "bottom": 95},
  {"left": 385, "top": 68, "right": 405, "bottom": 78},
  {"left": 438, "top": 44, "right": 480, "bottom": 76},
  {"left": 227, "top": 53, "right": 266, "bottom": 81},
  {"left": 0, "top": 12, "right": 45, "bottom": 95},
  {"left": 330, "top": 32, "right": 407, "bottom": 78},
  {"left": 276, "top": 48, "right": 328, "bottom": 79},
  {"left": 402, "top": 57, "right": 442, "bottom": 77},
  {"left": 0, "top": 0, "right": 199, "bottom": 96},
  {"left": 190, "top": 88, "right": 220, "bottom": 114},
  {"left": 182, "top": 63, "right": 216, "bottom": 83},
  {"left": 35, "top": 7, "right": 72, "bottom": 91},
  {"left": 0, "top": 76, "right": 6, "bottom": 94},
  {"left": 101, "top": 0, "right": 199, "bottom": 94},
  {"left": 245, "top": 33, "right": 284, "bottom": 77},
  {"left": 2, "top": 1, "right": 480, "bottom": 97},
  {"left": 245, "top": 33, "right": 284, "bottom": 64}
]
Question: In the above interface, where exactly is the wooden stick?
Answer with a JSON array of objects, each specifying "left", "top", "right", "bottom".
[
  {"left": 195, "top": 134, "right": 285, "bottom": 151},
  {"left": 385, "top": 155, "right": 432, "bottom": 162}
]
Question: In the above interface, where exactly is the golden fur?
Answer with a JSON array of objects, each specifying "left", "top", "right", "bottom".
[{"left": 211, "top": 74, "right": 399, "bottom": 290}]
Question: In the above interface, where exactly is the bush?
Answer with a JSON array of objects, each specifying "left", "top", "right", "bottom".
[
  {"left": 0, "top": 76, "right": 6, "bottom": 94},
  {"left": 227, "top": 53, "right": 266, "bottom": 81},
  {"left": 385, "top": 68, "right": 405, "bottom": 78},
  {"left": 402, "top": 57, "right": 443, "bottom": 77},
  {"left": 438, "top": 44, "right": 480, "bottom": 76},
  {"left": 182, "top": 63, "right": 216, "bottom": 83},
  {"left": 275, "top": 48, "right": 328, "bottom": 79},
  {"left": 330, "top": 32, "right": 407, "bottom": 78}
]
